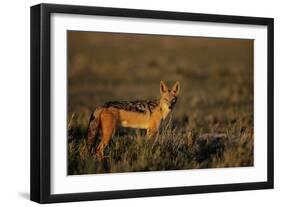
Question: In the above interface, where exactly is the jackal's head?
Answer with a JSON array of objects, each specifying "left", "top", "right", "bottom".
[{"left": 159, "top": 80, "right": 180, "bottom": 112}]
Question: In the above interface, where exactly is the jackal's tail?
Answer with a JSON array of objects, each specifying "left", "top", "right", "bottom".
[{"left": 87, "top": 108, "right": 102, "bottom": 153}]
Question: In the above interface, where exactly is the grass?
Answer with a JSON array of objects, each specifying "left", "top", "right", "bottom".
[{"left": 67, "top": 31, "right": 254, "bottom": 175}]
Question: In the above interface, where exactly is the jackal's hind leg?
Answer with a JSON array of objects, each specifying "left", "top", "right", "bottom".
[{"left": 96, "top": 110, "right": 118, "bottom": 159}]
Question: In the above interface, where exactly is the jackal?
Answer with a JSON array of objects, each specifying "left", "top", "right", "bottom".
[{"left": 87, "top": 80, "right": 180, "bottom": 158}]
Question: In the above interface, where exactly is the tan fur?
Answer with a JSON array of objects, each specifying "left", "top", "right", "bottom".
[{"left": 87, "top": 80, "right": 180, "bottom": 158}]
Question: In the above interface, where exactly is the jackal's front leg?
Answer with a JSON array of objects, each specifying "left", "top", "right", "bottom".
[
  {"left": 147, "top": 120, "right": 161, "bottom": 138},
  {"left": 147, "top": 125, "right": 159, "bottom": 138},
  {"left": 147, "top": 128, "right": 157, "bottom": 138}
]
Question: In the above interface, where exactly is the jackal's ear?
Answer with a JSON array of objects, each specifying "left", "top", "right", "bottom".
[
  {"left": 160, "top": 80, "right": 168, "bottom": 95},
  {"left": 171, "top": 81, "right": 180, "bottom": 96}
]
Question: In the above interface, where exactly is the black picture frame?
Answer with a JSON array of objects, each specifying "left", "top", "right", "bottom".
[{"left": 30, "top": 3, "right": 274, "bottom": 204}]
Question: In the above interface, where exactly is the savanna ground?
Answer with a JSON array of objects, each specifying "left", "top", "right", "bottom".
[{"left": 67, "top": 31, "right": 254, "bottom": 175}]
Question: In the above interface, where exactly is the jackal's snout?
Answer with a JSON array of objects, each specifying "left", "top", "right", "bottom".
[{"left": 169, "top": 97, "right": 178, "bottom": 110}]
